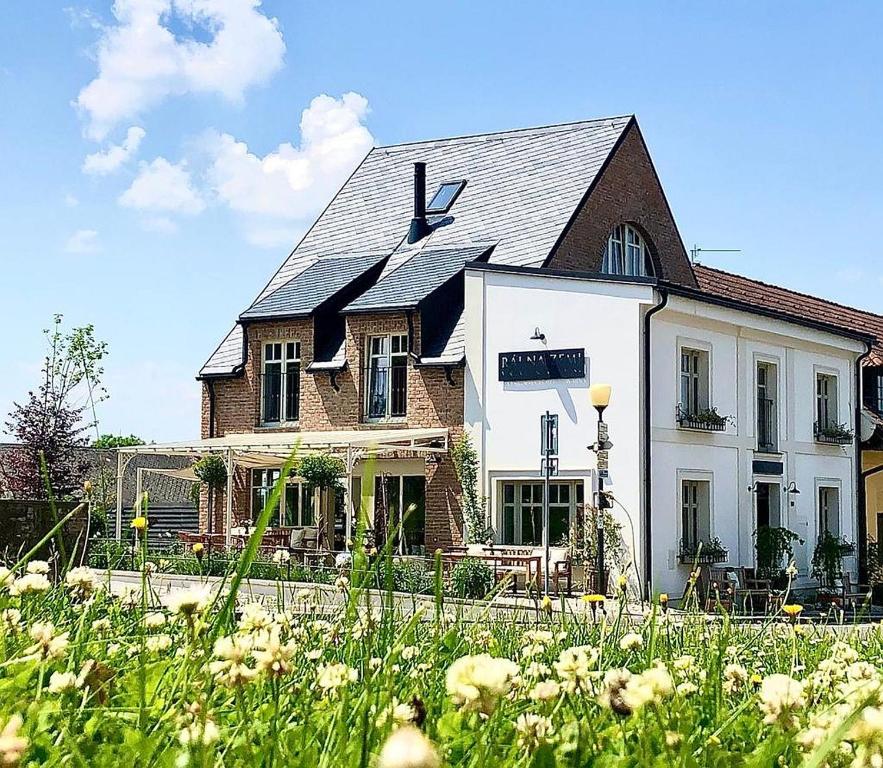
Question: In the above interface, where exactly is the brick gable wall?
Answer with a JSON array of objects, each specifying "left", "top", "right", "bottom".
[
  {"left": 200, "top": 312, "right": 465, "bottom": 548},
  {"left": 547, "top": 123, "right": 697, "bottom": 288}
]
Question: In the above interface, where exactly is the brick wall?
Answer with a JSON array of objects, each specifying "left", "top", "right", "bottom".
[
  {"left": 547, "top": 123, "right": 697, "bottom": 288},
  {"left": 200, "top": 311, "right": 465, "bottom": 548}
]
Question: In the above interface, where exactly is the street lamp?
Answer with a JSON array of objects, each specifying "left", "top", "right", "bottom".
[{"left": 589, "top": 383, "right": 612, "bottom": 594}]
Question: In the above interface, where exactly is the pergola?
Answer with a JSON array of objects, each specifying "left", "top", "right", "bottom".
[{"left": 114, "top": 427, "right": 449, "bottom": 546}]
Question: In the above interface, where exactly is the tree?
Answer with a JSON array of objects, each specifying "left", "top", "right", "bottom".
[
  {"left": 0, "top": 316, "right": 107, "bottom": 500},
  {"left": 92, "top": 434, "right": 144, "bottom": 449}
]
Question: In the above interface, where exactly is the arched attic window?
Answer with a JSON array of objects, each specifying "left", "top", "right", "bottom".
[{"left": 601, "top": 223, "right": 655, "bottom": 277}]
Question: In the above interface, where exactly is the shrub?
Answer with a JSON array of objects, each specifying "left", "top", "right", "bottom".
[
  {"left": 449, "top": 557, "right": 493, "bottom": 599},
  {"left": 388, "top": 558, "right": 434, "bottom": 595},
  {"left": 296, "top": 454, "right": 345, "bottom": 491}
]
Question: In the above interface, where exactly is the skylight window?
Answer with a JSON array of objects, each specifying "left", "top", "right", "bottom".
[{"left": 426, "top": 181, "right": 466, "bottom": 214}]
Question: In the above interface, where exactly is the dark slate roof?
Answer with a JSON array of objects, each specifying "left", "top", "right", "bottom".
[
  {"left": 344, "top": 246, "right": 491, "bottom": 313},
  {"left": 694, "top": 266, "right": 883, "bottom": 365},
  {"left": 239, "top": 252, "right": 387, "bottom": 321},
  {"left": 201, "top": 116, "right": 633, "bottom": 375}
]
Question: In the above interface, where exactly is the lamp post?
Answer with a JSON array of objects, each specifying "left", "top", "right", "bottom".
[{"left": 589, "top": 384, "right": 612, "bottom": 595}]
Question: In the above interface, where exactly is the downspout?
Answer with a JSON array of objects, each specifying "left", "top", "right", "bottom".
[
  {"left": 855, "top": 341, "right": 872, "bottom": 582},
  {"left": 642, "top": 286, "right": 668, "bottom": 599}
]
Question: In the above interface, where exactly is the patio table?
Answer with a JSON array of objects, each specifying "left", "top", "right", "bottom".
[{"left": 443, "top": 550, "right": 542, "bottom": 593}]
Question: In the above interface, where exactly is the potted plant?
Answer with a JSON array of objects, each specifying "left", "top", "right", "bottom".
[
  {"left": 811, "top": 531, "right": 855, "bottom": 588},
  {"left": 814, "top": 422, "right": 854, "bottom": 445},
  {"left": 676, "top": 405, "right": 732, "bottom": 432},
  {"left": 678, "top": 537, "right": 729, "bottom": 564},
  {"left": 754, "top": 526, "right": 802, "bottom": 588}
]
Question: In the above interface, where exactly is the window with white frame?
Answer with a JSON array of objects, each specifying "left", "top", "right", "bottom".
[
  {"left": 261, "top": 341, "right": 300, "bottom": 424},
  {"left": 500, "top": 481, "right": 583, "bottom": 546},
  {"left": 601, "top": 224, "right": 654, "bottom": 277},
  {"left": 251, "top": 469, "right": 314, "bottom": 527},
  {"left": 679, "top": 348, "right": 710, "bottom": 417},
  {"left": 756, "top": 361, "right": 779, "bottom": 452},
  {"left": 680, "top": 479, "right": 711, "bottom": 554},
  {"left": 818, "top": 486, "right": 840, "bottom": 539},
  {"left": 815, "top": 372, "right": 839, "bottom": 432},
  {"left": 365, "top": 334, "right": 408, "bottom": 420}
]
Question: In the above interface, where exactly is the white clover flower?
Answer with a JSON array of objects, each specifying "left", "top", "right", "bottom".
[
  {"left": 0, "top": 568, "right": 13, "bottom": 591},
  {"left": 618, "top": 664, "right": 674, "bottom": 713},
  {"left": 253, "top": 631, "right": 295, "bottom": 677},
  {"left": 47, "top": 671, "right": 78, "bottom": 695},
  {"left": 758, "top": 674, "right": 805, "bottom": 729},
  {"left": 238, "top": 603, "right": 272, "bottom": 635},
  {"left": 529, "top": 679, "right": 561, "bottom": 702},
  {"left": 209, "top": 636, "right": 256, "bottom": 688},
  {"left": 445, "top": 654, "right": 519, "bottom": 716},
  {"left": 317, "top": 662, "right": 358, "bottom": 695},
  {"left": 599, "top": 668, "right": 634, "bottom": 716},
  {"left": 334, "top": 576, "right": 349, "bottom": 591},
  {"left": 369, "top": 657, "right": 383, "bottom": 670},
  {"left": 163, "top": 587, "right": 211, "bottom": 618},
  {"left": 723, "top": 663, "right": 749, "bottom": 695},
  {"left": 400, "top": 645, "right": 419, "bottom": 661},
  {"left": 376, "top": 698, "right": 418, "bottom": 728},
  {"left": 24, "top": 622, "right": 69, "bottom": 661},
  {"left": 1, "top": 610, "right": 21, "bottom": 633},
  {"left": 178, "top": 718, "right": 219, "bottom": 747},
  {"left": 619, "top": 632, "right": 644, "bottom": 652},
  {"left": 144, "top": 612, "right": 167, "bottom": 630},
  {"left": 64, "top": 567, "right": 101, "bottom": 598},
  {"left": 0, "top": 714, "right": 27, "bottom": 766},
  {"left": 515, "top": 713, "right": 554, "bottom": 752},
  {"left": 272, "top": 548, "right": 290, "bottom": 565},
  {"left": 554, "top": 646, "right": 598, "bottom": 693},
  {"left": 146, "top": 634, "right": 173, "bottom": 653},
  {"left": 25, "top": 561, "right": 49, "bottom": 575},
  {"left": 90, "top": 618, "right": 111, "bottom": 634},
  {"left": 10, "top": 573, "right": 51, "bottom": 596},
  {"left": 523, "top": 661, "right": 552, "bottom": 680},
  {"left": 305, "top": 649, "right": 322, "bottom": 661},
  {"left": 377, "top": 726, "right": 440, "bottom": 768}
]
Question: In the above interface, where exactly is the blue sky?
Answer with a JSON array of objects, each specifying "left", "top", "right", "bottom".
[{"left": 1, "top": 1, "right": 881, "bottom": 442}]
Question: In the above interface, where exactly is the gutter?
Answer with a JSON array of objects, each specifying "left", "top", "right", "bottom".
[
  {"left": 642, "top": 286, "right": 668, "bottom": 599},
  {"left": 856, "top": 341, "right": 873, "bottom": 582},
  {"left": 207, "top": 379, "right": 216, "bottom": 439}
]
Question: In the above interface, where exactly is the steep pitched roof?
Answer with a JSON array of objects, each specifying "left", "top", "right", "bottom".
[
  {"left": 693, "top": 265, "right": 883, "bottom": 365},
  {"left": 201, "top": 116, "right": 634, "bottom": 375},
  {"left": 344, "top": 246, "right": 492, "bottom": 313},
  {"left": 240, "top": 252, "right": 387, "bottom": 321}
]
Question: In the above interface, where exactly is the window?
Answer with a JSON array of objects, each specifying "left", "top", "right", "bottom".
[
  {"left": 756, "top": 362, "right": 778, "bottom": 452},
  {"left": 251, "top": 469, "right": 314, "bottom": 527},
  {"left": 261, "top": 341, "right": 300, "bottom": 424},
  {"left": 601, "top": 224, "right": 653, "bottom": 277},
  {"left": 365, "top": 334, "right": 408, "bottom": 420},
  {"left": 377, "top": 475, "right": 426, "bottom": 554},
  {"left": 680, "top": 479, "right": 711, "bottom": 552},
  {"left": 426, "top": 181, "right": 466, "bottom": 214},
  {"left": 500, "top": 481, "right": 583, "bottom": 545},
  {"left": 679, "top": 348, "right": 709, "bottom": 417},
  {"left": 815, "top": 373, "right": 838, "bottom": 432},
  {"left": 818, "top": 486, "right": 840, "bottom": 539}
]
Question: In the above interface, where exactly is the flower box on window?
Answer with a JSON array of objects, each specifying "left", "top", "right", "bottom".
[
  {"left": 813, "top": 422, "right": 853, "bottom": 445},
  {"left": 678, "top": 538, "right": 729, "bottom": 565},
  {"left": 676, "top": 405, "right": 730, "bottom": 432}
]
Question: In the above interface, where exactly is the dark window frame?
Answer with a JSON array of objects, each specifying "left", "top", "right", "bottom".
[{"left": 425, "top": 180, "right": 467, "bottom": 214}]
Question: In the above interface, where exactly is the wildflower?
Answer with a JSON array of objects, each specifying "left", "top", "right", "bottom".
[
  {"left": 619, "top": 632, "right": 643, "bottom": 652},
  {"left": 146, "top": 634, "right": 173, "bottom": 653},
  {"left": 24, "top": 622, "right": 69, "bottom": 661},
  {"left": 515, "top": 713, "right": 554, "bottom": 752},
  {"left": 237, "top": 603, "right": 272, "bottom": 635},
  {"left": 209, "top": 636, "right": 256, "bottom": 688},
  {"left": 377, "top": 726, "right": 440, "bottom": 768},
  {"left": 317, "top": 662, "right": 358, "bottom": 696},
  {"left": 376, "top": 698, "right": 419, "bottom": 728},
  {"left": 620, "top": 664, "right": 674, "bottom": 712},
  {"left": 253, "top": 631, "right": 295, "bottom": 677},
  {"left": 26, "top": 561, "right": 49, "bottom": 575},
  {"left": 659, "top": 593, "right": 669, "bottom": 610},
  {"left": 163, "top": 587, "right": 211, "bottom": 619},
  {"left": 400, "top": 645, "right": 419, "bottom": 661},
  {"left": 144, "top": 612, "right": 167, "bottom": 630},
  {"left": 540, "top": 595, "right": 552, "bottom": 613},
  {"left": 599, "top": 668, "right": 633, "bottom": 716},
  {"left": 554, "top": 646, "right": 598, "bottom": 693},
  {"left": 64, "top": 567, "right": 100, "bottom": 598},
  {"left": 785, "top": 562, "right": 798, "bottom": 578},
  {"left": 445, "top": 654, "right": 519, "bottom": 716},
  {"left": 178, "top": 718, "right": 219, "bottom": 748},
  {"left": 665, "top": 731, "right": 682, "bottom": 748},
  {"left": 723, "top": 663, "right": 749, "bottom": 695},
  {"left": 47, "top": 671, "right": 78, "bottom": 695},
  {"left": 0, "top": 714, "right": 27, "bottom": 766},
  {"left": 529, "top": 679, "right": 561, "bottom": 702},
  {"left": 758, "top": 674, "right": 805, "bottom": 729},
  {"left": 131, "top": 516, "right": 147, "bottom": 532},
  {"left": 848, "top": 706, "right": 883, "bottom": 767},
  {"left": 617, "top": 574, "right": 628, "bottom": 592},
  {"left": 10, "top": 573, "right": 51, "bottom": 596},
  {"left": 272, "top": 548, "right": 290, "bottom": 565},
  {"left": 369, "top": 657, "right": 383, "bottom": 670},
  {"left": 91, "top": 618, "right": 110, "bottom": 634},
  {"left": 191, "top": 542, "right": 204, "bottom": 558},
  {"left": 0, "top": 568, "right": 12, "bottom": 591},
  {"left": 334, "top": 575, "right": 349, "bottom": 591},
  {"left": 782, "top": 604, "right": 803, "bottom": 622},
  {"left": 1, "top": 610, "right": 21, "bottom": 633},
  {"left": 582, "top": 594, "right": 605, "bottom": 604}
]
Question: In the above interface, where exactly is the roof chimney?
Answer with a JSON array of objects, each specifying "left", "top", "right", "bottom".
[{"left": 407, "top": 162, "right": 433, "bottom": 244}]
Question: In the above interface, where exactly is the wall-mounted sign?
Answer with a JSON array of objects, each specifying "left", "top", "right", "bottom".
[{"left": 499, "top": 348, "right": 586, "bottom": 382}]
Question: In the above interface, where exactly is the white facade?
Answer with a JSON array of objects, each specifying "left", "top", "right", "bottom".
[{"left": 464, "top": 265, "right": 865, "bottom": 596}]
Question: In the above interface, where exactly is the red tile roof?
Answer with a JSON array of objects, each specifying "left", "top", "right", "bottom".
[{"left": 692, "top": 265, "right": 883, "bottom": 366}]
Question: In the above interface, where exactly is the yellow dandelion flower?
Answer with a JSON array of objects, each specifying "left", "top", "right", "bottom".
[
  {"left": 782, "top": 604, "right": 803, "bottom": 617},
  {"left": 192, "top": 542, "right": 204, "bottom": 555},
  {"left": 131, "top": 516, "right": 148, "bottom": 532},
  {"left": 582, "top": 594, "right": 605, "bottom": 604}
]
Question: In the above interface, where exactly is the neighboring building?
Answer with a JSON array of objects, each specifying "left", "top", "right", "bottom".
[{"left": 192, "top": 114, "right": 878, "bottom": 594}]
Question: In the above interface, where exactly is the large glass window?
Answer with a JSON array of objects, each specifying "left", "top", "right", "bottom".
[
  {"left": 815, "top": 373, "right": 839, "bottom": 432},
  {"left": 499, "top": 481, "right": 582, "bottom": 545},
  {"left": 601, "top": 224, "right": 653, "bottom": 277},
  {"left": 251, "top": 469, "right": 314, "bottom": 527},
  {"left": 377, "top": 475, "right": 426, "bottom": 554},
  {"left": 681, "top": 479, "right": 711, "bottom": 552},
  {"left": 679, "top": 348, "right": 709, "bottom": 417},
  {"left": 756, "top": 362, "right": 778, "bottom": 452},
  {"left": 261, "top": 341, "right": 300, "bottom": 424},
  {"left": 365, "top": 334, "right": 408, "bottom": 420},
  {"left": 818, "top": 486, "right": 840, "bottom": 539}
]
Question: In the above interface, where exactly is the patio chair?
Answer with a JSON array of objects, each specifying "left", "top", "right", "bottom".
[
  {"left": 547, "top": 547, "right": 572, "bottom": 596},
  {"left": 841, "top": 573, "right": 873, "bottom": 609}
]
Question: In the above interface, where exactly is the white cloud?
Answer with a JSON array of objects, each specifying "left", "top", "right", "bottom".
[
  {"left": 83, "top": 126, "right": 146, "bottom": 174},
  {"left": 75, "top": 0, "right": 286, "bottom": 141},
  {"left": 65, "top": 229, "right": 100, "bottom": 253},
  {"left": 207, "top": 92, "right": 373, "bottom": 220},
  {"left": 119, "top": 157, "right": 205, "bottom": 214},
  {"left": 64, "top": 193, "right": 79, "bottom": 207},
  {"left": 141, "top": 215, "right": 178, "bottom": 233}
]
